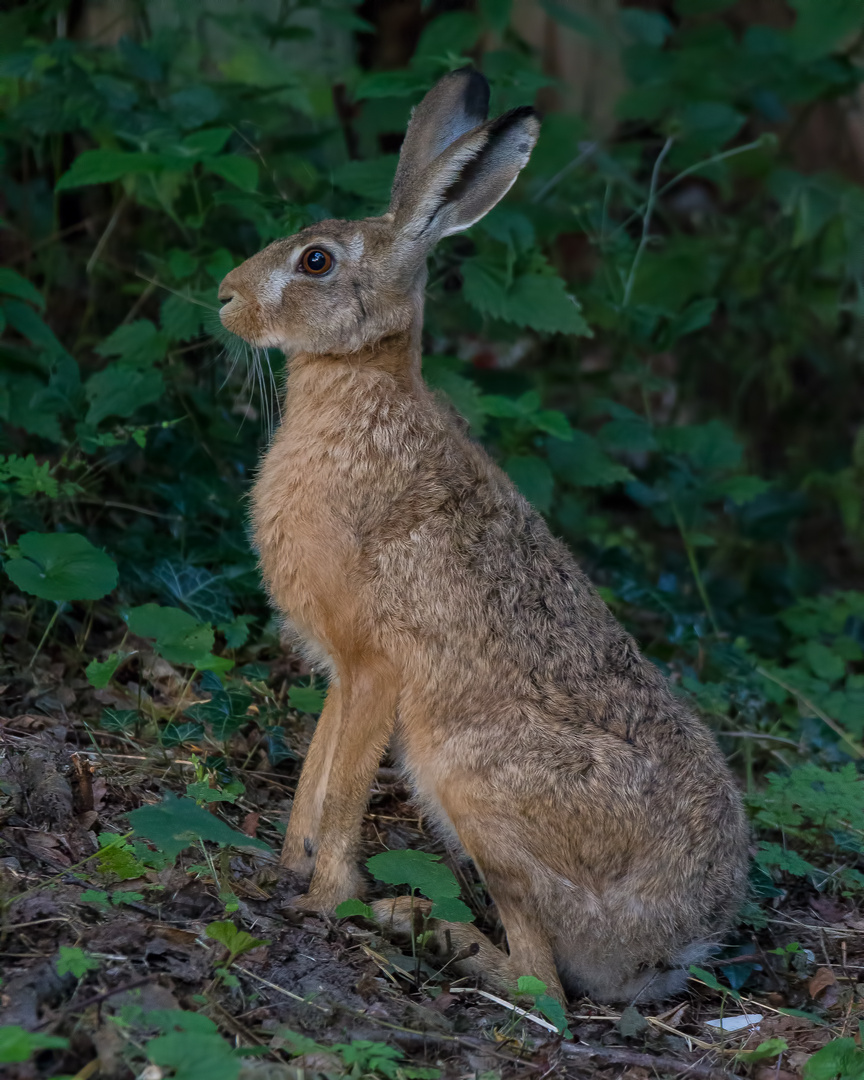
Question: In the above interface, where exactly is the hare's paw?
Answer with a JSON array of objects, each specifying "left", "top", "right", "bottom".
[
  {"left": 279, "top": 833, "right": 317, "bottom": 878},
  {"left": 288, "top": 864, "right": 365, "bottom": 914}
]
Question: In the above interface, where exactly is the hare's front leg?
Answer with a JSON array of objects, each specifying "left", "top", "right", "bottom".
[
  {"left": 291, "top": 658, "right": 399, "bottom": 912},
  {"left": 281, "top": 680, "right": 343, "bottom": 877}
]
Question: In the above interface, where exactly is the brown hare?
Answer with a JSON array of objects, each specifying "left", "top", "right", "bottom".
[{"left": 218, "top": 68, "right": 749, "bottom": 1004}]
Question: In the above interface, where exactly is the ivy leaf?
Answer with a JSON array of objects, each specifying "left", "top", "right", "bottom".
[
  {"left": 100, "top": 707, "right": 138, "bottom": 732},
  {"left": 152, "top": 561, "right": 235, "bottom": 624},
  {"left": 127, "top": 791, "right": 270, "bottom": 862},
  {"left": 5, "top": 531, "right": 118, "bottom": 602}
]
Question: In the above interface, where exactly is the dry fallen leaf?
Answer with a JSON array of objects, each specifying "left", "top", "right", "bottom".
[{"left": 807, "top": 966, "right": 836, "bottom": 998}]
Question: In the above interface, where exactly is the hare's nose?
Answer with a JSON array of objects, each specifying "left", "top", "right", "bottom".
[{"left": 218, "top": 270, "right": 240, "bottom": 304}]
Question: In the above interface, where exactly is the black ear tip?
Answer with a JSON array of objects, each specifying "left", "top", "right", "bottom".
[
  {"left": 490, "top": 105, "right": 542, "bottom": 134},
  {"left": 450, "top": 66, "right": 490, "bottom": 120}
]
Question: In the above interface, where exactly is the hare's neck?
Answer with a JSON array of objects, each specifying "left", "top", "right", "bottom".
[{"left": 285, "top": 330, "right": 424, "bottom": 394}]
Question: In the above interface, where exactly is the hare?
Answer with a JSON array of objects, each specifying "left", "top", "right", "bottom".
[{"left": 218, "top": 68, "right": 748, "bottom": 1004}]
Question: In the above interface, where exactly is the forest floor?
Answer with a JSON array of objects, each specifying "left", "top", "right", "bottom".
[{"left": 1, "top": 647, "right": 863, "bottom": 1080}]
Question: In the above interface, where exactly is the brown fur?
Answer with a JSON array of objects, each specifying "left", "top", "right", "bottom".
[{"left": 218, "top": 69, "right": 749, "bottom": 1004}]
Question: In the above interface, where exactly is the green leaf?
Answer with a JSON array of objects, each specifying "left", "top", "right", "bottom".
[
  {"left": 548, "top": 432, "right": 633, "bottom": 488},
  {"left": 366, "top": 849, "right": 463, "bottom": 902},
  {"left": 86, "top": 653, "right": 122, "bottom": 688},
  {"left": 80, "top": 889, "right": 110, "bottom": 906},
  {"left": 803, "top": 1037, "right": 864, "bottom": 1080},
  {"left": 3, "top": 300, "right": 66, "bottom": 354},
  {"left": 96, "top": 320, "right": 168, "bottom": 365},
  {"left": 332, "top": 156, "right": 399, "bottom": 203},
  {"left": 0, "top": 268, "right": 45, "bottom": 309},
  {"left": 415, "top": 12, "right": 481, "bottom": 58},
  {"left": 480, "top": 0, "right": 512, "bottom": 33},
  {"left": 0, "top": 1026, "right": 68, "bottom": 1064},
  {"left": 788, "top": 0, "right": 864, "bottom": 63},
  {"left": 126, "top": 603, "right": 215, "bottom": 667},
  {"left": 205, "top": 156, "right": 259, "bottom": 192},
  {"left": 56, "top": 946, "right": 100, "bottom": 978},
  {"left": 183, "top": 128, "right": 232, "bottom": 156},
  {"left": 56, "top": 149, "right": 170, "bottom": 190},
  {"left": 737, "top": 1038, "right": 789, "bottom": 1064},
  {"left": 804, "top": 641, "right": 846, "bottom": 683},
  {"left": 507, "top": 275, "right": 590, "bottom": 336},
  {"left": 429, "top": 896, "right": 474, "bottom": 922},
  {"left": 660, "top": 420, "right": 743, "bottom": 472},
  {"left": 5, "top": 531, "right": 118, "bottom": 602},
  {"left": 128, "top": 791, "right": 271, "bottom": 863},
  {"left": 288, "top": 684, "right": 326, "bottom": 714},
  {"left": 516, "top": 975, "right": 548, "bottom": 996},
  {"left": 100, "top": 708, "right": 138, "bottom": 732},
  {"left": 504, "top": 455, "right": 555, "bottom": 514},
  {"left": 335, "top": 898, "right": 376, "bottom": 919},
  {"left": 535, "top": 993, "right": 572, "bottom": 1037},
  {"left": 756, "top": 841, "right": 820, "bottom": 878},
  {"left": 152, "top": 562, "right": 234, "bottom": 624},
  {"left": 146, "top": 1029, "right": 240, "bottom": 1080},
  {"left": 161, "top": 294, "right": 204, "bottom": 342},
  {"left": 85, "top": 363, "right": 165, "bottom": 425},
  {"left": 205, "top": 920, "right": 269, "bottom": 960}
]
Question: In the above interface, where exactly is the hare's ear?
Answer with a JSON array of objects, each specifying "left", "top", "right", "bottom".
[
  {"left": 390, "top": 68, "right": 490, "bottom": 215},
  {"left": 392, "top": 106, "right": 540, "bottom": 250}
]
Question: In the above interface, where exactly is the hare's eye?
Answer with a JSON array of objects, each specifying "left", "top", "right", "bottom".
[{"left": 300, "top": 249, "right": 332, "bottom": 275}]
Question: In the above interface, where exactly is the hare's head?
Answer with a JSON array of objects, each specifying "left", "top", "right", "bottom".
[{"left": 218, "top": 69, "right": 539, "bottom": 356}]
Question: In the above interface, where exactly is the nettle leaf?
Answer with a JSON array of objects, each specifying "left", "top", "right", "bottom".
[
  {"left": 86, "top": 363, "right": 165, "bottom": 425},
  {"left": 86, "top": 652, "right": 122, "bottom": 689},
  {"left": 659, "top": 420, "right": 743, "bottom": 472},
  {"left": 161, "top": 293, "right": 204, "bottom": 342},
  {"left": 0, "top": 1027, "right": 69, "bottom": 1064},
  {"left": 288, "top": 684, "right": 325, "bottom": 714},
  {"left": 56, "top": 149, "right": 171, "bottom": 190},
  {"left": 146, "top": 1030, "right": 239, "bottom": 1080},
  {"left": 355, "top": 69, "right": 429, "bottom": 100},
  {"left": 3, "top": 299, "right": 66, "bottom": 354},
  {"left": 96, "top": 320, "right": 168, "bottom": 365},
  {"left": 204, "top": 155, "right": 259, "bottom": 192},
  {"left": 504, "top": 455, "right": 555, "bottom": 514},
  {"left": 152, "top": 561, "right": 235, "bottom": 624},
  {"left": 183, "top": 127, "right": 232, "bottom": 156},
  {"left": 335, "top": 898, "right": 376, "bottom": 919},
  {"left": 0, "top": 268, "right": 45, "bottom": 309},
  {"left": 128, "top": 791, "right": 270, "bottom": 862},
  {"left": 548, "top": 432, "right": 633, "bottom": 488},
  {"left": 5, "top": 531, "right": 118, "bottom": 602},
  {"left": 462, "top": 259, "right": 590, "bottom": 336},
  {"left": 332, "top": 155, "right": 399, "bottom": 203},
  {"left": 366, "top": 849, "right": 463, "bottom": 903},
  {"left": 126, "top": 603, "right": 217, "bottom": 668}
]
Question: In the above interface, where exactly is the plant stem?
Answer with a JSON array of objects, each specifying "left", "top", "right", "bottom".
[
  {"left": 671, "top": 502, "right": 720, "bottom": 635},
  {"left": 28, "top": 603, "right": 62, "bottom": 669},
  {"left": 623, "top": 136, "right": 674, "bottom": 307},
  {"left": 755, "top": 665, "right": 864, "bottom": 760}
]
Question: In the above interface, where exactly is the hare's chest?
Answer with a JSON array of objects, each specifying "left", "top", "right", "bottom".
[{"left": 251, "top": 434, "right": 363, "bottom": 646}]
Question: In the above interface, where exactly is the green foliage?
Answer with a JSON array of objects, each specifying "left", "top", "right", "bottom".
[
  {"left": 205, "top": 920, "right": 269, "bottom": 964},
  {"left": 515, "top": 976, "right": 572, "bottom": 1037},
  {"left": 335, "top": 898, "right": 376, "bottom": 919},
  {"left": 85, "top": 652, "right": 123, "bottom": 688},
  {"left": 288, "top": 684, "right": 326, "bottom": 715},
  {"left": 56, "top": 946, "right": 99, "bottom": 979},
  {"left": 737, "top": 1038, "right": 790, "bottom": 1064},
  {"left": 140, "top": 1011, "right": 240, "bottom": 1080},
  {"left": 5, "top": 532, "right": 117, "bottom": 602},
  {"left": 367, "top": 849, "right": 473, "bottom": 922},
  {"left": 277, "top": 1029, "right": 441, "bottom": 1079},
  {"left": 127, "top": 791, "right": 270, "bottom": 863},
  {"left": 0, "top": 1026, "right": 68, "bottom": 1063},
  {"left": 804, "top": 1038, "right": 864, "bottom": 1080}
]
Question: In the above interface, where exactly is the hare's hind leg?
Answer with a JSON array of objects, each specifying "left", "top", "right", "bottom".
[
  {"left": 371, "top": 885, "right": 564, "bottom": 1002},
  {"left": 291, "top": 657, "right": 399, "bottom": 912}
]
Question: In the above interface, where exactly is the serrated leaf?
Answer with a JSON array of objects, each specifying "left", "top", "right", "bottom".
[
  {"left": 127, "top": 603, "right": 215, "bottom": 667},
  {"left": 332, "top": 156, "right": 399, "bottom": 203},
  {"left": 85, "top": 362, "right": 165, "bottom": 425},
  {"left": 517, "top": 975, "right": 548, "bottom": 996},
  {"left": 504, "top": 455, "right": 554, "bottom": 513},
  {"left": 56, "top": 149, "right": 171, "bottom": 190},
  {"left": 804, "top": 640, "right": 845, "bottom": 683},
  {"left": 161, "top": 294, "right": 204, "bottom": 342},
  {"left": 205, "top": 155, "right": 258, "bottom": 192},
  {"left": 366, "top": 849, "right": 461, "bottom": 900},
  {"left": 128, "top": 791, "right": 270, "bottom": 862},
  {"left": 206, "top": 919, "right": 269, "bottom": 959},
  {"left": 335, "top": 898, "right": 376, "bottom": 919},
  {"left": 5, "top": 531, "right": 117, "bottom": 602},
  {"left": 56, "top": 946, "right": 100, "bottom": 978},
  {"left": 429, "top": 896, "right": 474, "bottom": 921},
  {"left": 96, "top": 319, "right": 167, "bottom": 365},
  {"left": 0, "top": 1027, "right": 68, "bottom": 1064},
  {"left": 86, "top": 653, "right": 122, "bottom": 688},
  {"left": 548, "top": 432, "right": 633, "bottom": 488},
  {"left": 146, "top": 1030, "right": 240, "bottom": 1080},
  {"left": 288, "top": 684, "right": 325, "bottom": 714},
  {"left": 3, "top": 299, "right": 66, "bottom": 354}
]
